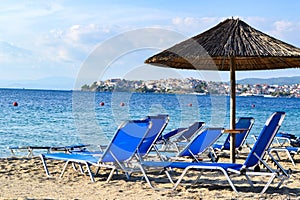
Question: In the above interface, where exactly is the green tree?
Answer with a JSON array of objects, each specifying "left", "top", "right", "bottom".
[{"left": 81, "top": 84, "right": 90, "bottom": 91}]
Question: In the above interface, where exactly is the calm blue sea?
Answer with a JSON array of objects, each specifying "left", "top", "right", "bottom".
[{"left": 0, "top": 88, "right": 299, "bottom": 158}]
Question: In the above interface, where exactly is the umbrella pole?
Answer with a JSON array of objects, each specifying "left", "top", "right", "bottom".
[{"left": 230, "top": 57, "right": 236, "bottom": 163}]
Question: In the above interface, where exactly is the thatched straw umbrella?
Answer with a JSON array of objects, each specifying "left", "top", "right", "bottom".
[{"left": 145, "top": 18, "right": 300, "bottom": 162}]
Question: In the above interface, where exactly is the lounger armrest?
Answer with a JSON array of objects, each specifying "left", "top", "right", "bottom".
[{"left": 98, "top": 145, "right": 108, "bottom": 152}]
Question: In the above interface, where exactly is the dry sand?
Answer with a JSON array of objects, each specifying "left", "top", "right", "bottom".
[{"left": 0, "top": 152, "right": 299, "bottom": 200}]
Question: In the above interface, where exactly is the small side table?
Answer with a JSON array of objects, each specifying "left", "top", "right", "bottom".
[{"left": 223, "top": 129, "right": 247, "bottom": 163}]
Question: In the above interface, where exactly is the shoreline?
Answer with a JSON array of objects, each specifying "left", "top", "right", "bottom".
[
  {"left": 0, "top": 153, "right": 299, "bottom": 199},
  {"left": 1, "top": 87, "right": 299, "bottom": 99}
]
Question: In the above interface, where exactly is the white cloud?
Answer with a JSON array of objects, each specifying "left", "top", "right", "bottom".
[
  {"left": 0, "top": 41, "right": 32, "bottom": 63},
  {"left": 171, "top": 16, "right": 271, "bottom": 35},
  {"left": 64, "top": 24, "right": 109, "bottom": 44},
  {"left": 266, "top": 20, "right": 300, "bottom": 45},
  {"left": 0, "top": 1, "right": 299, "bottom": 85},
  {"left": 68, "top": 25, "right": 82, "bottom": 40},
  {"left": 171, "top": 17, "right": 222, "bottom": 35},
  {"left": 274, "top": 20, "right": 293, "bottom": 32},
  {"left": 169, "top": 16, "right": 300, "bottom": 47},
  {"left": 39, "top": 23, "right": 123, "bottom": 63}
]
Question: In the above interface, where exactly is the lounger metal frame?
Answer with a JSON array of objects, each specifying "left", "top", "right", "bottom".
[
  {"left": 137, "top": 112, "right": 290, "bottom": 194},
  {"left": 40, "top": 119, "right": 152, "bottom": 182},
  {"left": 159, "top": 121, "right": 205, "bottom": 152}
]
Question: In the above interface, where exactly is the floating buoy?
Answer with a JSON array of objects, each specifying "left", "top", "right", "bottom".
[
  {"left": 99, "top": 102, "right": 105, "bottom": 106},
  {"left": 188, "top": 103, "right": 192, "bottom": 107},
  {"left": 120, "top": 102, "right": 125, "bottom": 106},
  {"left": 13, "top": 102, "right": 18, "bottom": 107},
  {"left": 251, "top": 104, "right": 255, "bottom": 108}
]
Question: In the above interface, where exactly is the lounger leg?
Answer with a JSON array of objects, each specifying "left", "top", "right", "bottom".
[
  {"left": 172, "top": 167, "right": 238, "bottom": 193},
  {"left": 153, "top": 145, "right": 166, "bottom": 161},
  {"left": 244, "top": 174, "right": 254, "bottom": 187},
  {"left": 40, "top": 155, "right": 51, "bottom": 177},
  {"left": 174, "top": 143, "right": 180, "bottom": 153},
  {"left": 27, "top": 149, "right": 33, "bottom": 158},
  {"left": 10, "top": 149, "right": 16, "bottom": 157},
  {"left": 173, "top": 167, "right": 239, "bottom": 193},
  {"left": 286, "top": 151, "right": 296, "bottom": 166},
  {"left": 71, "top": 162, "right": 83, "bottom": 173},
  {"left": 71, "top": 163, "right": 77, "bottom": 171},
  {"left": 165, "top": 170, "right": 174, "bottom": 184},
  {"left": 210, "top": 149, "right": 218, "bottom": 162},
  {"left": 220, "top": 169, "right": 238, "bottom": 193},
  {"left": 106, "top": 167, "right": 116, "bottom": 183},
  {"left": 138, "top": 164, "right": 157, "bottom": 190},
  {"left": 260, "top": 173, "right": 276, "bottom": 194},
  {"left": 276, "top": 176, "right": 288, "bottom": 189},
  {"left": 274, "top": 151, "right": 281, "bottom": 161},
  {"left": 275, "top": 138, "right": 280, "bottom": 146},
  {"left": 172, "top": 167, "right": 190, "bottom": 190},
  {"left": 193, "top": 174, "right": 202, "bottom": 184},
  {"left": 95, "top": 166, "right": 101, "bottom": 176},
  {"left": 125, "top": 172, "right": 131, "bottom": 180},
  {"left": 60, "top": 161, "right": 70, "bottom": 178},
  {"left": 85, "top": 163, "right": 95, "bottom": 182},
  {"left": 78, "top": 164, "right": 85, "bottom": 174}
]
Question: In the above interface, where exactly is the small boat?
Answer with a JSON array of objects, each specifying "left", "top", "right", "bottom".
[{"left": 263, "top": 94, "right": 275, "bottom": 98}]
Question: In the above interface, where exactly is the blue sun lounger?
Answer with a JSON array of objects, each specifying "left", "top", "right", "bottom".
[
  {"left": 158, "top": 121, "right": 205, "bottom": 152},
  {"left": 40, "top": 119, "right": 152, "bottom": 182},
  {"left": 173, "top": 128, "right": 224, "bottom": 162},
  {"left": 136, "top": 115, "right": 169, "bottom": 158},
  {"left": 172, "top": 121, "right": 205, "bottom": 142},
  {"left": 212, "top": 117, "right": 255, "bottom": 157},
  {"left": 71, "top": 114, "right": 169, "bottom": 158},
  {"left": 268, "top": 146, "right": 300, "bottom": 166},
  {"left": 274, "top": 132, "right": 297, "bottom": 146},
  {"left": 137, "top": 111, "right": 290, "bottom": 194},
  {"left": 252, "top": 131, "right": 299, "bottom": 166},
  {"left": 88, "top": 114, "right": 170, "bottom": 178},
  {"left": 8, "top": 144, "right": 89, "bottom": 157},
  {"left": 79, "top": 114, "right": 170, "bottom": 175},
  {"left": 157, "top": 128, "right": 187, "bottom": 143}
]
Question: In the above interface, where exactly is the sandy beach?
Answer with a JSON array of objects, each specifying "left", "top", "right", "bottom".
[{"left": 0, "top": 151, "right": 299, "bottom": 200}]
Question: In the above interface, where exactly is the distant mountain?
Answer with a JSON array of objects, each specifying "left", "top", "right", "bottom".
[
  {"left": 0, "top": 77, "right": 75, "bottom": 90},
  {"left": 1, "top": 76, "right": 298, "bottom": 91},
  {"left": 237, "top": 76, "right": 300, "bottom": 85}
]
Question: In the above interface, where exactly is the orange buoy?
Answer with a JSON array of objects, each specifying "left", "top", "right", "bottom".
[
  {"left": 13, "top": 102, "right": 18, "bottom": 107},
  {"left": 99, "top": 102, "right": 105, "bottom": 106},
  {"left": 188, "top": 103, "right": 192, "bottom": 107},
  {"left": 120, "top": 102, "right": 125, "bottom": 106}
]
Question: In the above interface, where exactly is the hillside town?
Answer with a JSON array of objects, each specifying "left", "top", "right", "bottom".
[{"left": 81, "top": 78, "right": 300, "bottom": 98}]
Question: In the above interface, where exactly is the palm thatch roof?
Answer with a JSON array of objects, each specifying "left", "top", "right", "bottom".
[{"left": 145, "top": 18, "right": 300, "bottom": 71}]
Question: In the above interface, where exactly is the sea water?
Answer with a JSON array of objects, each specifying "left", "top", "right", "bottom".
[{"left": 0, "top": 88, "right": 299, "bottom": 158}]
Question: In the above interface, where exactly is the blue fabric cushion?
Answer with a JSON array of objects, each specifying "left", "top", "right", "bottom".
[
  {"left": 138, "top": 115, "right": 168, "bottom": 156},
  {"left": 101, "top": 120, "right": 150, "bottom": 162},
  {"left": 212, "top": 144, "right": 223, "bottom": 150},
  {"left": 244, "top": 112, "right": 285, "bottom": 168},
  {"left": 43, "top": 153, "right": 99, "bottom": 164},
  {"left": 179, "top": 128, "right": 222, "bottom": 157},
  {"left": 141, "top": 161, "right": 243, "bottom": 171},
  {"left": 285, "top": 146, "right": 299, "bottom": 152}
]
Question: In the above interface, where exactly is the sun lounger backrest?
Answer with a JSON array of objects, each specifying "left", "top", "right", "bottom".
[
  {"left": 223, "top": 117, "right": 255, "bottom": 150},
  {"left": 243, "top": 111, "right": 285, "bottom": 168},
  {"left": 178, "top": 128, "right": 223, "bottom": 157},
  {"left": 138, "top": 115, "right": 169, "bottom": 156},
  {"left": 101, "top": 119, "right": 151, "bottom": 162},
  {"left": 176, "top": 121, "right": 205, "bottom": 141},
  {"left": 160, "top": 128, "right": 187, "bottom": 141}
]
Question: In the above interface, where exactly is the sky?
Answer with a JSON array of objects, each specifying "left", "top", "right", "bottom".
[{"left": 0, "top": 0, "right": 300, "bottom": 89}]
